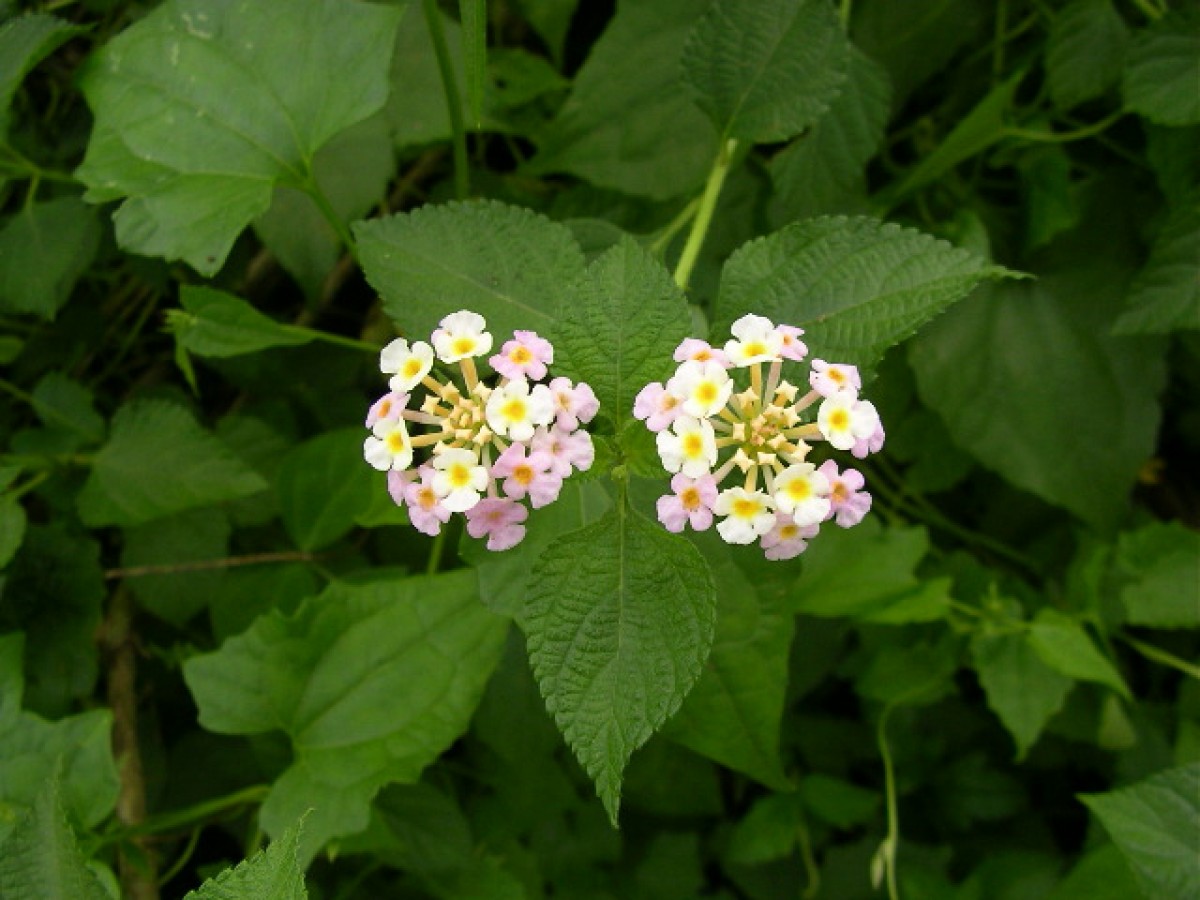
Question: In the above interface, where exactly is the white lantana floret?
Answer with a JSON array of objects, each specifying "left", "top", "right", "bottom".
[
  {"left": 485, "top": 378, "right": 555, "bottom": 442},
  {"left": 431, "top": 447, "right": 488, "bottom": 512},
  {"left": 818, "top": 390, "right": 880, "bottom": 451},
  {"left": 773, "top": 463, "right": 832, "bottom": 526},
  {"left": 724, "top": 313, "right": 783, "bottom": 367},
  {"left": 668, "top": 360, "right": 734, "bottom": 418},
  {"left": 380, "top": 338, "right": 435, "bottom": 392},
  {"left": 363, "top": 418, "right": 412, "bottom": 472},
  {"left": 432, "top": 310, "right": 493, "bottom": 362},
  {"left": 656, "top": 415, "right": 718, "bottom": 477},
  {"left": 714, "top": 488, "right": 776, "bottom": 544}
]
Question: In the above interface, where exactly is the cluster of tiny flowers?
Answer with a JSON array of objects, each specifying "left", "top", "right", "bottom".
[
  {"left": 364, "top": 310, "right": 597, "bottom": 550},
  {"left": 635, "top": 315, "right": 884, "bottom": 560}
]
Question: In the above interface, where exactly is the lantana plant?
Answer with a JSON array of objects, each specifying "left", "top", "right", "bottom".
[
  {"left": 635, "top": 314, "right": 884, "bottom": 560},
  {"left": 364, "top": 310, "right": 598, "bottom": 550}
]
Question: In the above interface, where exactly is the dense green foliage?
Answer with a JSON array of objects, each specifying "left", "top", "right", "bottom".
[{"left": 0, "top": 0, "right": 1197, "bottom": 898}]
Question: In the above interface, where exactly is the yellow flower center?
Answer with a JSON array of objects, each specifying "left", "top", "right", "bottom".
[
  {"left": 378, "top": 399, "right": 393, "bottom": 418},
  {"left": 501, "top": 397, "right": 528, "bottom": 422},
  {"left": 831, "top": 482, "right": 848, "bottom": 502},
  {"left": 510, "top": 346, "right": 533, "bottom": 364},
  {"left": 732, "top": 498, "right": 760, "bottom": 518},
  {"left": 447, "top": 463, "right": 472, "bottom": 488},
  {"left": 514, "top": 464, "right": 534, "bottom": 485},
  {"left": 452, "top": 336, "right": 476, "bottom": 356},
  {"left": 742, "top": 340, "right": 767, "bottom": 358},
  {"left": 683, "top": 433, "right": 705, "bottom": 457},
  {"left": 386, "top": 431, "right": 407, "bottom": 453},
  {"left": 786, "top": 478, "right": 811, "bottom": 501},
  {"left": 829, "top": 409, "right": 849, "bottom": 430},
  {"left": 779, "top": 524, "right": 798, "bottom": 539},
  {"left": 680, "top": 487, "right": 701, "bottom": 510},
  {"left": 695, "top": 382, "right": 718, "bottom": 405},
  {"left": 417, "top": 487, "right": 437, "bottom": 509},
  {"left": 402, "top": 357, "right": 423, "bottom": 378},
  {"left": 829, "top": 368, "right": 845, "bottom": 384}
]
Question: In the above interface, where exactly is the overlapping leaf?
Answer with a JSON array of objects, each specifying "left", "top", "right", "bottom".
[
  {"left": 0, "top": 198, "right": 100, "bottom": 319},
  {"left": 1113, "top": 199, "right": 1200, "bottom": 335},
  {"left": 1122, "top": 8, "right": 1200, "bottom": 126},
  {"left": 0, "top": 13, "right": 84, "bottom": 134},
  {"left": 183, "top": 820, "right": 307, "bottom": 900},
  {"left": 1046, "top": 0, "right": 1128, "bottom": 110}
]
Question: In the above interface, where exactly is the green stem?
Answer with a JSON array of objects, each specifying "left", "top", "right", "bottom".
[
  {"left": 279, "top": 323, "right": 378, "bottom": 353},
  {"left": 1129, "top": 0, "right": 1163, "bottom": 21},
  {"left": 673, "top": 138, "right": 739, "bottom": 292},
  {"left": 796, "top": 815, "right": 821, "bottom": 900},
  {"left": 426, "top": 527, "right": 447, "bottom": 575},
  {"left": 648, "top": 198, "right": 700, "bottom": 257},
  {"left": 6, "top": 471, "right": 50, "bottom": 500},
  {"left": 1003, "top": 110, "right": 1124, "bottom": 143},
  {"left": 98, "top": 786, "right": 271, "bottom": 844},
  {"left": 423, "top": 0, "right": 470, "bottom": 200},
  {"left": 876, "top": 704, "right": 902, "bottom": 900},
  {"left": 0, "top": 377, "right": 101, "bottom": 440},
  {"left": 0, "top": 144, "right": 78, "bottom": 184},
  {"left": 303, "top": 179, "right": 359, "bottom": 263},
  {"left": 156, "top": 826, "right": 202, "bottom": 888},
  {"left": 1120, "top": 634, "right": 1200, "bottom": 681},
  {"left": 992, "top": 0, "right": 1008, "bottom": 81},
  {"left": 839, "top": 0, "right": 852, "bottom": 28}
]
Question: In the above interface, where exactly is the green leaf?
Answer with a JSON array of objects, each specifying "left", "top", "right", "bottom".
[
  {"left": 355, "top": 199, "right": 586, "bottom": 344},
  {"left": 0, "top": 198, "right": 100, "bottom": 320},
  {"left": 171, "top": 286, "right": 311, "bottom": 359},
  {"left": 76, "top": 0, "right": 403, "bottom": 275},
  {"left": 459, "top": 0, "right": 486, "bottom": 127},
  {"left": 122, "top": 508, "right": 231, "bottom": 626},
  {"left": 526, "top": 0, "right": 718, "bottom": 200},
  {"left": 681, "top": 0, "right": 849, "bottom": 143},
  {"left": 726, "top": 793, "right": 802, "bottom": 865},
  {"left": 524, "top": 504, "right": 717, "bottom": 825},
  {"left": 385, "top": 6, "right": 469, "bottom": 148},
  {"left": 30, "top": 372, "right": 105, "bottom": 444},
  {"left": 0, "top": 13, "right": 84, "bottom": 134},
  {"left": 1123, "top": 9, "right": 1200, "bottom": 127},
  {"left": 552, "top": 236, "right": 692, "bottom": 429},
  {"left": 1113, "top": 199, "right": 1200, "bottom": 335},
  {"left": 183, "top": 571, "right": 507, "bottom": 862},
  {"left": 714, "top": 215, "right": 1016, "bottom": 371},
  {"left": 78, "top": 399, "right": 268, "bottom": 527},
  {"left": 276, "top": 428, "right": 378, "bottom": 552},
  {"left": 970, "top": 630, "right": 1073, "bottom": 760},
  {"left": 1116, "top": 521, "right": 1200, "bottom": 628},
  {"left": 666, "top": 534, "right": 792, "bottom": 790},
  {"left": 0, "top": 776, "right": 110, "bottom": 900},
  {"left": 768, "top": 48, "right": 892, "bottom": 225},
  {"left": 1046, "top": 0, "right": 1128, "bottom": 110},
  {"left": 798, "top": 773, "right": 879, "bottom": 828},
  {"left": 184, "top": 819, "right": 307, "bottom": 900},
  {"left": 1080, "top": 763, "right": 1200, "bottom": 900},
  {"left": 512, "top": 0, "right": 575, "bottom": 64},
  {"left": 1045, "top": 844, "right": 1144, "bottom": 900},
  {"left": 0, "top": 634, "right": 119, "bottom": 847},
  {"left": 208, "top": 564, "right": 317, "bottom": 642},
  {"left": 1027, "top": 609, "right": 1130, "bottom": 700},
  {"left": 0, "top": 497, "right": 26, "bottom": 569}
]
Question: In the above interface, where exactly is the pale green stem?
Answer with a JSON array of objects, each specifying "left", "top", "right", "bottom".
[
  {"left": 1129, "top": 0, "right": 1163, "bottom": 21},
  {"left": 303, "top": 178, "right": 358, "bottom": 263},
  {"left": 673, "top": 138, "right": 739, "bottom": 292},
  {"left": 96, "top": 786, "right": 270, "bottom": 845},
  {"left": 1121, "top": 634, "right": 1200, "bottom": 681},
  {"left": 426, "top": 527, "right": 448, "bottom": 575},
  {"left": 648, "top": 198, "right": 700, "bottom": 257},
  {"left": 877, "top": 704, "right": 902, "bottom": 900},
  {"left": 797, "top": 815, "right": 821, "bottom": 899},
  {"left": 1003, "top": 110, "right": 1125, "bottom": 143},
  {"left": 279, "top": 323, "right": 378, "bottom": 353},
  {"left": 423, "top": 0, "right": 470, "bottom": 199},
  {"left": 839, "top": 0, "right": 852, "bottom": 29}
]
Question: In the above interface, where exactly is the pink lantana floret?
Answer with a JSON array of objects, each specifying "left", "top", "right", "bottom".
[
  {"left": 674, "top": 338, "right": 731, "bottom": 369},
  {"left": 548, "top": 377, "right": 599, "bottom": 430},
  {"left": 532, "top": 426, "right": 594, "bottom": 478},
  {"left": 633, "top": 382, "right": 683, "bottom": 432},
  {"left": 776, "top": 325, "right": 808, "bottom": 362},
  {"left": 387, "top": 468, "right": 415, "bottom": 507},
  {"left": 365, "top": 391, "right": 408, "bottom": 428},
  {"left": 851, "top": 406, "right": 885, "bottom": 459},
  {"left": 491, "top": 443, "right": 562, "bottom": 509},
  {"left": 490, "top": 330, "right": 554, "bottom": 381},
  {"left": 656, "top": 473, "right": 718, "bottom": 533},
  {"left": 809, "top": 359, "right": 862, "bottom": 398},
  {"left": 404, "top": 466, "right": 452, "bottom": 536},
  {"left": 760, "top": 515, "right": 819, "bottom": 561},
  {"left": 465, "top": 498, "right": 528, "bottom": 551},
  {"left": 817, "top": 460, "right": 872, "bottom": 527}
]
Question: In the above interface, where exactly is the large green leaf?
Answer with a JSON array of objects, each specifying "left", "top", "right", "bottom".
[
  {"left": 526, "top": 0, "right": 718, "bottom": 200},
  {"left": 1113, "top": 199, "right": 1200, "bottom": 335},
  {"left": 183, "top": 572, "right": 507, "bottom": 861},
  {"left": 970, "top": 630, "right": 1073, "bottom": 760},
  {"left": 768, "top": 48, "right": 892, "bottom": 225},
  {"left": 1122, "top": 9, "right": 1200, "bottom": 127},
  {"left": 184, "top": 820, "right": 307, "bottom": 900},
  {"left": 276, "top": 428, "right": 378, "bottom": 552},
  {"left": 0, "top": 497, "right": 25, "bottom": 569},
  {"left": 1045, "top": 844, "right": 1144, "bottom": 900},
  {"left": 1046, "top": 0, "right": 1128, "bottom": 110},
  {"left": 1027, "top": 609, "right": 1130, "bottom": 700},
  {"left": 0, "top": 13, "right": 84, "bottom": 135},
  {"left": 1116, "top": 521, "right": 1200, "bottom": 628},
  {"left": 1081, "top": 763, "right": 1200, "bottom": 900},
  {"left": 354, "top": 199, "right": 586, "bottom": 344},
  {"left": 666, "top": 536, "right": 792, "bottom": 790},
  {"left": 680, "top": 0, "right": 849, "bottom": 143},
  {"left": 75, "top": 0, "right": 403, "bottom": 275},
  {"left": 171, "top": 286, "right": 312, "bottom": 358},
  {"left": 122, "top": 508, "right": 231, "bottom": 626},
  {"left": 552, "top": 237, "right": 692, "bottom": 429},
  {"left": 714, "top": 215, "right": 1015, "bottom": 371},
  {"left": 77, "top": 399, "right": 268, "bottom": 527},
  {"left": 524, "top": 504, "right": 717, "bottom": 824},
  {"left": 0, "top": 776, "right": 109, "bottom": 900},
  {"left": 0, "top": 198, "right": 100, "bottom": 319}
]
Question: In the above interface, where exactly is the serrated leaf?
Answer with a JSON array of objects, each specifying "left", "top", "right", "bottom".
[
  {"left": 1046, "top": 0, "right": 1128, "bottom": 110},
  {"left": 0, "top": 13, "right": 84, "bottom": 134},
  {"left": 0, "top": 634, "right": 119, "bottom": 847},
  {"left": 1113, "top": 198, "right": 1200, "bottom": 335},
  {"left": 77, "top": 399, "right": 268, "bottom": 528},
  {"left": 0, "top": 197, "right": 100, "bottom": 320},
  {"left": 768, "top": 48, "right": 892, "bottom": 225},
  {"left": 552, "top": 237, "right": 692, "bottom": 429},
  {"left": 1027, "top": 609, "right": 1130, "bottom": 700},
  {"left": 0, "top": 776, "right": 110, "bottom": 900},
  {"left": 183, "top": 571, "right": 507, "bottom": 862},
  {"left": 276, "top": 428, "right": 377, "bottom": 552},
  {"left": 75, "top": 0, "right": 403, "bottom": 275},
  {"left": 355, "top": 199, "right": 586, "bottom": 344},
  {"left": 0, "top": 497, "right": 26, "bottom": 569},
  {"left": 970, "top": 630, "right": 1073, "bottom": 760},
  {"left": 1045, "top": 844, "right": 1144, "bottom": 900},
  {"left": 184, "top": 819, "right": 307, "bottom": 900},
  {"left": 172, "top": 286, "right": 311, "bottom": 358},
  {"left": 524, "top": 505, "right": 717, "bottom": 825},
  {"left": 526, "top": 0, "right": 718, "bottom": 200},
  {"left": 1081, "top": 763, "right": 1200, "bottom": 900},
  {"left": 714, "top": 215, "right": 1015, "bottom": 371},
  {"left": 1116, "top": 521, "right": 1200, "bottom": 628},
  {"left": 122, "top": 508, "right": 231, "bottom": 626},
  {"left": 681, "top": 0, "right": 849, "bottom": 143},
  {"left": 30, "top": 372, "right": 105, "bottom": 444},
  {"left": 666, "top": 534, "right": 792, "bottom": 790},
  {"left": 1123, "top": 9, "right": 1200, "bottom": 127}
]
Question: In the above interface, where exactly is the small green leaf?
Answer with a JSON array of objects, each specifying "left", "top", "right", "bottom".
[
  {"left": 1116, "top": 521, "right": 1200, "bottom": 628},
  {"left": 184, "top": 819, "right": 307, "bottom": 900},
  {"left": 524, "top": 504, "right": 717, "bottom": 825},
  {"left": 0, "top": 775, "right": 110, "bottom": 900},
  {"left": 552, "top": 237, "right": 692, "bottom": 429},
  {"left": 970, "top": 630, "right": 1073, "bottom": 759},
  {"left": 76, "top": 0, "right": 403, "bottom": 275},
  {"left": 276, "top": 428, "right": 377, "bottom": 552},
  {"left": 172, "top": 286, "right": 311, "bottom": 358},
  {"left": 681, "top": 0, "right": 849, "bottom": 143},
  {"left": 1123, "top": 9, "right": 1200, "bottom": 127},
  {"left": 122, "top": 508, "right": 231, "bottom": 626},
  {"left": 78, "top": 399, "right": 268, "bottom": 527},
  {"left": 30, "top": 372, "right": 105, "bottom": 444},
  {"left": 798, "top": 773, "right": 879, "bottom": 829},
  {"left": 726, "top": 793, "right": 802, "bottom": 865},
  {"left": 1081, "top": 763, "right": 1200, "bottom": 900},
  {"left": 0, "top": 13, "right": 85, "bottom": 134},
  {"left": 715, "top": 215, "right": 1016, "bottom": 371},
  {"left": 0, "top": 198, "right": 100, "bottom": 320},
  {"left": 1027, "top": 609, "right": 1130, "bottom": 700},
  {"left": 355, "top": 199, "right": 586, "bottom": 343},
  {"left": 183, "top": 571, "right": 507, "bottom": 862},
  {"left": 0, "top": 497, "right": 26, "bottom": 569},
  {"left": 1045, "top": 844, "right": 1143, "bottom": 900},
  {"left": 1046, "top": 0, "right": 1128, "bottom": 110},
  {"left": 1113, "top": 199, "right": 1200, "bottom": 335}
]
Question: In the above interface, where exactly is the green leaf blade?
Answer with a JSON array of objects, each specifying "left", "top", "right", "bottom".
[
  {"left": 184, "top": 820, "right": 307, "bottom": 900},
  {"left": 1123, "top": 9, "right": 1200, "bottom": 127},
  {"left": 1027, "top": 609, "right": 1130, "bottom": 700},
  {"left": 1112, "top": 199, "right": 1200, "bottom": 335},
  {"left": 277, "top": 429, "right": 378, "bottom": 552},
  {"left": 0, "top": 13, "right": 85, "bottom": 135},
  {"left": 174, "top": 286, "right": 311, "bottom": 358},
  {"left": 0, "top": 198, "right": 100, "bottom": 320},
  {"left": 1046, "top": 0, "right": 1128, "bottom": 111}
]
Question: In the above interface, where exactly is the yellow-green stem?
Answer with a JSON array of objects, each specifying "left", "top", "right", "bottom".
[
  {"left": 423, "top": 0, "right": 470, "bottom": 199},
  {"left": 673, "top": 138, "right": 739, "bottom": 292}
]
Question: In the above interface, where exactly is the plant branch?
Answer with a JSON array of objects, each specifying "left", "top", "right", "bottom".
[
  {"left": 674, "top": 138, "right": 739, "bottom": 292},
  {"left": 423, "top": 0, "right": 470, "bottom": 200},
  {"left": 104, "top": 549, "right": 318, "bottom": 581}
]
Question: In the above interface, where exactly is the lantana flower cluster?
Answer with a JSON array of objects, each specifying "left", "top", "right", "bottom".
[
  {"left": 364, "top": 310, "right": 597, "bottom": 550},
  {"left": 635, "top": 314, "right": 884, "bottom": 560}
]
